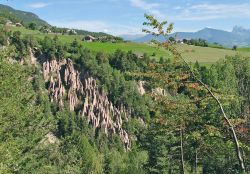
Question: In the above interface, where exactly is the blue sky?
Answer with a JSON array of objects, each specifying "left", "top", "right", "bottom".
[{"left": 1, "top": 0, "right": 250, "bottom": 35}]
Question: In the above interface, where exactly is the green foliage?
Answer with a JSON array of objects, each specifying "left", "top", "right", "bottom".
[
  {"left": 142, "top": 13, "right": 250, "bottom": 173},
  {"left": 168, "top": 36, "right": 176, "bottom": 43},
  {"left": 0, "top": 13, "right": 249, "bottom": 174},
  {"left": 143, "top": 14, "right": 173, "bottom": 36},
  {"left": 0, "top": 26, "right": 9, "bottom": 46},
  {"left": 10, "top": 31, "right": 28, "bottom": 60},
  {"left": 39, "top": 36, "right": 66, "bottom": 60},
  {"left": 183, "top": 38, "right": 209, "bottom": 47},
  {"left": 232, "top": 45, "right": 237, "bottom": 51},
  {"left": 0, "top": 53, "right": 148, "bottom": 173},
  {"left": 72, "top": 46, "right": 151, "bottom": 120},
  {"left": 0, "top": 58, "right": 55, "bottom": 173},
  {"left": 0, "top": 4, "right": 49, "bottom": 27},
  {"left": 109, "top": 49, "right": 139, "bottom": 72},
  {"left": 28, "top": 22, "right": 37, "bottom": 30}
]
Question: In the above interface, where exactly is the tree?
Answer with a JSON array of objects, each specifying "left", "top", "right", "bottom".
[
  {"left": 142, "top": 13, "right": 246, "bottom": 172},
  {"left": 169, "top": 36, "right": 176, "bottom": 43},
  {"left": 232, "top": 45, "right": 237, "bottom": 51},
  {"left": 28, "top": 22, "right": 37, "bottom": 30},
  {"left": 182, "top": 39, "right": 188, "bottom": 44},
  {"left": 0, "top": 26, "right": 9, "bottom": 46}
]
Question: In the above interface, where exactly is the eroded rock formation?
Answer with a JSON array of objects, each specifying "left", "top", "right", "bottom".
[
  {"left": 42, "top": 58, "right": 130, "bottom": 149},
  {"left": 152, "top": 87, "right": 167, "bottom": 96},
  {"left": 40, "top": 132, "right": 60, "bottom": 146},
  {"left": 137, "top": 81, "right": 146, "bottom": 95},
  {"left": 29, "top": 48, "right": 37, "bottom": 65}
]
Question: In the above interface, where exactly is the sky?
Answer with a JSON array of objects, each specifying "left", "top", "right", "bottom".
[{"left": 1, "top": 0, "right": 250, "bottom": 36}]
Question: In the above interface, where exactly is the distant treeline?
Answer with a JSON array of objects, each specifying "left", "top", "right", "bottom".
[
  {"left": 168, "top": 36, "right": 225, "bottom": 49},
  {"left": 182, "top": 38, "right": 226, "bottom": 49},
  {"left": 182, "top": 38, "right": 208, "bottom": 47}
]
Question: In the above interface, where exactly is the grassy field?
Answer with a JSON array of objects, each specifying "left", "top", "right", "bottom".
[
  {"left": 8, "top": 26, "right": 250, "bottom": 64},
  {"left": 175, "top": 44, "right": 250, "bottom": 64},
  {"left": 238, "top": 47, "right": 250, "bottom": 52},
  {"left": 9, "top": 26, "right": 171, "bottom": 60},
  {"left": 82, "top": 42, "right": 171, "bottom": 59}
]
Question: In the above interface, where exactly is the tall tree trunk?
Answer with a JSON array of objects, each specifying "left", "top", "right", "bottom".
[
  {"left": 169, "top": 154, "right": 172, "bottom": 174},
  {"left": 180, "top": 126, "right": 185, "bottom": 174},
  {"left": 195, "top": 149, "right": 198, "bottom": 174}
]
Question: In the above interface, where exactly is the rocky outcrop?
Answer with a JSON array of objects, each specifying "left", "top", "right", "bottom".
[
  {"left": 40, "top": 132, "right": 60, "bottom": 146},
  {"left": 43, "top": 59, "right": 66, "bottom": 106},
  {"left": 42, "top": 58, "right": 130, "bottom": 149},
  {"left": 152, "top": 87, "right": 167, "bottom": 96},
  {"left": 29, "top": 48, "right": 37, "bottom": 65},
  {"left": 137, "top": 81, "right": 146, "bottom": 95}
]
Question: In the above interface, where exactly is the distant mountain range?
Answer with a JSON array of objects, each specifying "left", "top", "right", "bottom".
[
  {"left": 120, "top": 34, "right": 146, "bottom": 41},
  {"left": 2, "top": 3, "right": 250, "bottom": 47},
  {"left": 121, "top": 26, "right": 250, "bottom": 48}
]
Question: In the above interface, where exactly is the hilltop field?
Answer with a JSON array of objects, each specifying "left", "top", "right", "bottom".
[
  {"left": 9, "top": 26, "right": 250, "bottom": 64},
  {"left": 175, "top": 44, "right": 250, "bottom": 64}
]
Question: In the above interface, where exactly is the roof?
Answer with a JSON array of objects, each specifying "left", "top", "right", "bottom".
[
  {"left": 85, "top": 35, "right": 96, "bottom": 40},
  {"left": 6, "top": 20, "right": 13, "bottom": 24}
]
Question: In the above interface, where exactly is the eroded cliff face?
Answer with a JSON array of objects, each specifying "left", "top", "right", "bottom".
[
  {"left": 137, "top": 81, "right": 146, "bottom": 95},
  {"left": 42, "top": 58, "right": 130, "bottom": 149}
]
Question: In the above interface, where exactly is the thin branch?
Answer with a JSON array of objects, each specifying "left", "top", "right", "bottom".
[
  {"left": 171, "top": 46, "right": 245, "bottom": 172},
  {"left": 142, "top": 14, "right": 246, "bottom": 172}
]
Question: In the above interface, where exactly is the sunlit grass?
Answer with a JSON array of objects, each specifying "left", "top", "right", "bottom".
[
  {"left": 9, "top": 26, "right": 250, "bottom": 64},
  {"left": 174, "top": 44, "right": 250, "bottom": 63}
]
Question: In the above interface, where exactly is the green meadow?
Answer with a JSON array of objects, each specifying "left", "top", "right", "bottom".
[
  {"left": 82, "top": 42, "right": 172, "bottom": 60},
  {"left": 10, "top": 26, "right": 250, "bottom": 64},
  {"left": 174, "top": 44, "right": 250, "bottom": 64},
  {"left": 238, "top": 47, "right": 250, "bottom": 52}
]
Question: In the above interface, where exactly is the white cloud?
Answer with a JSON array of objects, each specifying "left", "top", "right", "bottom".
[
  {"left": 51, "top": 20, "right": 109, "bottom": 32},
  {"left": 189, "top": 3, "right": 250, "bottom": 16},
  {"left": 174, "top": 3, "right": 250, "bottom": 21},
  {"left": 50, "top": 20, "right": 142, "bottom": 36},
  {"left": 129, "top": 0, "right": 162, "bottom": 18},
  {"left": 103, "top": 29, "right": 109, "bottom": 33},
  {"left": 28, "top": 2, "right": 49, "bottom": 9},
  {"left": 130, "top": 0, "right": 159, "bottom": 10},
  {"left": 129, "top": 2, "right": 250, "bottom": 22},
  {"left": 173, "top": 6, "right": 182, "bottom": 10}
]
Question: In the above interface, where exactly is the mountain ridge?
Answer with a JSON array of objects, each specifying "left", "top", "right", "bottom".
[
  {"left": 0, "top": 4, "right": 49, "bottom": 26},
  {"left": 0, "top": 4, "right": 118, "bottom": 38},
  {"left": 124, "top": 26, "right": 250, "bottom": 47}
]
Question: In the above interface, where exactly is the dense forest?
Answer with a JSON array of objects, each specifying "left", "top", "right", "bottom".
[{"left": 0, "top": 14, "right": 250, "bottom": 174}]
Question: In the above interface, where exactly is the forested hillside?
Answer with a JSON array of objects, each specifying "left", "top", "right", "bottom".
[
  {"left": 0, "top": 4, "right": 119, "bottom": 39},
  {"left": 0, "top": 4, "right": 49, "bottom": 26},
  {"left": 0, "top": 8, "right": 250, "bottom": 174}
]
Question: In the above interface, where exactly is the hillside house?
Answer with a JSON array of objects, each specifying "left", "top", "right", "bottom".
[
  {"left": 83, "top": 35, "right": 96, "bottom": 42},
  {"left": 5, "top": 20, "right": 14, "bottom": 26},
  {"left": 15, "top": 23, "right": 22, "bottom": 27},
  {"left": 67, "top": 29, "right": 77, "bottom": 35},
  {"left": 177, "top": 40, "right": 184, "bottom": 44}
]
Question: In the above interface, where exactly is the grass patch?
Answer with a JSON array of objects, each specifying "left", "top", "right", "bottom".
[
  {"left": 174, "top": 44, "right": 250, "bottom": 64},
  {"left": 9, "top": 26, "right": 171, "bottom": 60},
  {"left": 82, "top": 42, "right": 171, "bottom": 60},
  {"left": 238, "top": 47, "right": 250, "bottom": 52},
  {"left": 8, "top": 26, "right": 250, "bottom": 64}
]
